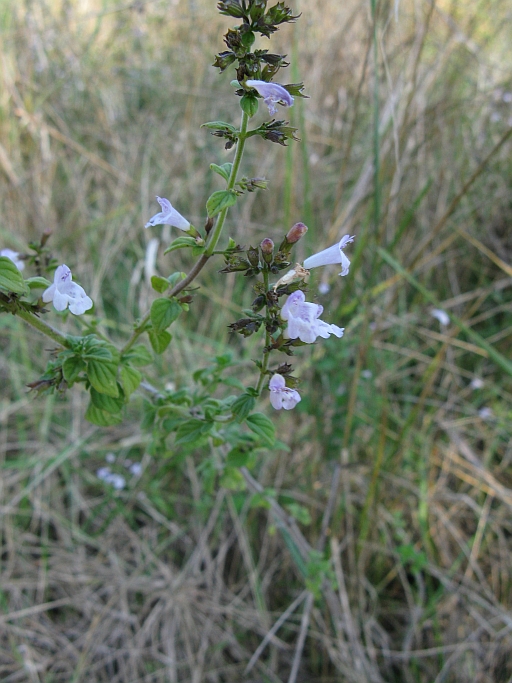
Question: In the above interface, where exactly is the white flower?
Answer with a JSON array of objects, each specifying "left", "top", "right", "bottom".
[
  {"left": 268, "top": 374, "right": 301, "bottom": 410},
  {"left": 470, "top": 377, "right": 484, "bottom": 390},
  {"left": 42, "top": 264, "right": 93, "bottom": 315},
  {"left": 246, "top": 80, "right": 294, "bottom": 116},
  {"left": 145, "top": 196, "right": 190, "bottom": 230},
  {"left": 1, "top": 248, "right": 25, "bottom": 271},
  {"left": 431, "top": 308, "right": 450, "bottom": 326},
  {"left": 281, "top": 290, "right": 344, "bottom": 344},
  {"left": 303, "top": 234, "right": 355, "bottom": 277}
]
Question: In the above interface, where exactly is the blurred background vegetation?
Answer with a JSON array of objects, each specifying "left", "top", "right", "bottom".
[{"left": 1, "top": 0, "right": 512, "bottom": 681}]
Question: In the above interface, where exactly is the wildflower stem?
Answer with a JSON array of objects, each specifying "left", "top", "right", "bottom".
[
  {"left": 15, "top": 308, "right": 71, "bottom": 348},
  {"left": 256, "top": 269, "right": 271, "bottom": 394},
  {"left": 205, "top": 110, "right": 249, "bottom": 257},
  {"left": 121, "top": 111, "right": 250, "bottom": 356}
]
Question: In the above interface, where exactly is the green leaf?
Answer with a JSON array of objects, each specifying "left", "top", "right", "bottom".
[
  {"left": 201, "top": 121, "right": 238, "bottom": 133},
  {"left": 62, "top": 356, "right": 86, "bottom": 384},
  {"left": 175, "top": 419, "right": 213, "bottom": 445},
  {"left": 206, "top": 190, "right": 237, "bottom": 218},
  {"left": 85, "top": 401, "right": 123, "bottom": 427},
  {"left": 220, "top": 467, "right": 246, "bottom": 491},
  {"left": 246, "top": 412, "right": 276, "bottom": 447},
  {"left": 90, "top": 387, "right": 124, "bottom": 414},
  {"left": 148, "top": 329, "right": 172, "bottom": 354},
  {"left": 26, "top": 276, "right": 51, "bottom": 289},
  {"left": 240, "top": 93, "right": 259, "bottom": 118},
  {"left": 150, "top": 298, "right": 181, "bottom": 333},
  {"left": 210, "top": 162, "right": 233, "bottom": 182},
  {"left": 119, "top": 364, "right": 141, "bottom": 397},
  {"left": 163, "top": 236, "right": 198, "bottom": 255},
  {"left": 167, "top": 271, "right": 187, "bottom": 287},
  {"left": 231, "top": 393, "right": 256, "bottom": 422},
  {"left": 86, "top": 359, "right": 119, "bottom": 397},
  {"left": 226, "top": 447, "right": 255, "bottom": 468},
  {"left": 151, "top": 276, "right": 170, "bottom": 293},
  {"left": 284, "top": 502, "right": 312, "bottom": 525},
  {"left": 0, "top": 257, "right": 29, "bottom": 296},
  {"left": 123, "top": 344, "right": 152, "bottom": 367},
  {"left": 83, "top": 346, "right": 113, "bottom": 362}
]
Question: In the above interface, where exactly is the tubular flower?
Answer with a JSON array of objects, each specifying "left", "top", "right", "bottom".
[
  {"left": 1, "top": 248, "right": 24, "bottom": 271},
  {"left": 42, "top": 265, "right": 93, "bottom": 315},
  {"left": 281, "top": 290, "right": 344, "bottom": 344},
  {"left": 246, "top": 80, "right": 294, "bottom": 116},
  {"left": 145, "top": 196, "right": 190, "bottom": 231},
  {"left": 303, "top": 234, "right": 355, "bottom": 277},
  {"left": 268, "top": 373, "right": 301, "bottom": 410}
]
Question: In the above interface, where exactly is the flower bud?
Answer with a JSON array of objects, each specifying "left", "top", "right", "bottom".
[
  {"left": 246, "top": 246, "right": 260, "bottom": 268},
  {"left": 260, "top": 238, "right": 274, "bottom": 264},
  {"left": 286, "top": 222, "right": 308, "bottom": 244}
]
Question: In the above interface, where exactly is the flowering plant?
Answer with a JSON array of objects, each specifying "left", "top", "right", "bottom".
[{"left": 0, "top": 0, "right": 353, "bottom": 481}]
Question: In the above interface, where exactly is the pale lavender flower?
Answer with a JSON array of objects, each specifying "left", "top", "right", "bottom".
[
  {"left": 96, "top": 467, "right": 126, "bottom": 490},
  {"left": 431, "top": 308, "right": 450, "bottom": 326},
  {"left": 303, "top": 234, "right": 355, "bottom": 277},
  {"left": 145, "top": 196, "right": 190, "bottom": 230},
  {"left": 268, "top": 374, "right": 301, "bottom": 411},
  {"left": 281, "top": 290, "right": 344, "bottom": 344},
  {"left": 42, "top": 265, "right": 93, "bottom": 315},
  {"left": 246, "top": 79, "right": 294, "bottom": 116},
  {"left": 129, "top": 462, "right": 142, "bottom": 476},
  {"left": 1, "top": 248, "right": 25, "bottom": 271},
  {"left": 470, "top": 377, "right": 484, "bottom": 390}
]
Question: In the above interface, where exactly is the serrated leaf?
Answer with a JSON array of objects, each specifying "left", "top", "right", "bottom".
[
  {"left": 26, "top": 276, "right": 51, "bottom": 289},
  {"left": 231, "top": 393, "right": 256, "bottom": 422},
  {"left": 240, "top": 93, "right": 259, "bottom": 118},
  {"left": 175, "top": 419, "right": 213, "bottom": 445},
  {"left": 201, "top": 121, "right": 238, "bottom": 133},
  {"left": 246, "top": 412, "right": 276, "bottom": 447},
  {"left": 123, "top": 344, "right": 153, "bottom": 367},
  {"left": 206, "top": 190, "right": 237, "bottom": 218},
  {"left": 86, "top": 359, "right": 119, "bottom": 397},
  {"left": 62, "top": 356, "right": 85, "bottom": 384},
  {"left": 210, "top": 162, "right": 233, "bottom": 181},
  {"left": 119, "top": 364, "right": 141, "bottom": 397},
  {"left": 90, "top": 387, "right": 124, "bottom": 414},
  {"left": 83, "top": 346, "right": 113, "bottom": 361},
  {"left": 151, "top": 276, "right": 170, "bottom": 293},
  {"left": 0, "top": 257, "right": 29, "bottom": 296},
  {"left": 85, "top": 401, "right": 123, "bottom": 427},
  {"left": 150, "top": 298, "right": 181, "bottom": 333},
  {"left": 148, "top": 329, "right": 172, "bottom": 354},
  {"left": 163, "top": 236, "right": 198, "bottom": 255}
]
